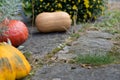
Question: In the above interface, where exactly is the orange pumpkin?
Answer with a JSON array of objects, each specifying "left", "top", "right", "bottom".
[
  {"left": 0, "top": 19, "right": 29, "bottom": 47},
  {"left": 35, "top": 11, "right": 72, "bottom": 33}
]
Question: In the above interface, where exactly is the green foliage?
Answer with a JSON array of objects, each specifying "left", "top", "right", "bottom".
[
  {"left": 22, "top": 0, "right": 106, "bottom": 22},
  {"left": 22, "top": 0, "right": 32, "bottom": 17},
  {"left": 0, "top": 0, "right": 22, "bottom": 22}
]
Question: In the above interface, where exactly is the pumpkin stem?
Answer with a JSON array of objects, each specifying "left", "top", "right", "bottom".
[
  {"left": 73, "top": 11, "right": 78, "bottom": 33},
  {"left": 3, "top": 18, "right": 10, "bottom": 25},
  {"left": 7, "top": 38, "right": 12, "bottom": 46},
  {"left": 32, "top": 0, "right": 35, "bottom": 27}
]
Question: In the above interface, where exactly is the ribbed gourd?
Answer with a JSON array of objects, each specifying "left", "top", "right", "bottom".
[{"left": 0, "top": 43, "right": 31, "bottom": 80}]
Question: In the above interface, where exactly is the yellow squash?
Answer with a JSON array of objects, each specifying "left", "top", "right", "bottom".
[
  {"left": 0, "top": 53, "right": 16, "bottom": 80},
  {"left": 0, "top": 43, "right": 31, "bottom": 80}
]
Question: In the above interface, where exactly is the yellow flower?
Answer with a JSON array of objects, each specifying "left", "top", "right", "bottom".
[
  {"left": 72, "top": 1, "right": 75, "bottom": 4},
  {"left": 73, "top": 15, "right": 77, "bottom": 20},
  {"left": 55, "top": 10, "right": 61, "bottom": 11},
  {"left": 87, "top": 10, "right": 91, "bottom": 17},
  {"left": 63, "top": 0, "right": 66, "bottom": 2},
  {"left": 40, "top": 5, "right": 42, "bottom": 7},
  {"left": 94, "top": 16, "right": 96, "bottom": 19},
  {"left": 78, "top": 0, "right": 80, "bottom": 3},
  {"left": 55, "top": 0, "right": 58, "bottom": 3},
  {"left": 98, "top": 0, "right": 100, "bottom": 3},
  {"left": 72, "top": 5, "right": 77, "bottom": 10},
  {"left": 57, "top": 3, "right": 62, "bottom": 8},
  {"left": 40, "top": 0, "right": 43, "bottom": 2},
  {"left": 46, "top": 3, "right": 50, "bottom": 6},
  {"left": 84, "top": 14, "right": 87, "bottom": 19},
  {"left": 100, "top": 6, "right": 104, "bottom": 11},
  {"left": 96, "top": 5, "right": 98, "bottom": 8},
  {"left": 51, "top": 8, "right": 54, "bottom": 11},
  {"left": 84, "top": 0, "right": 89, "bottom": 8},
  {"left": 90, "top": 5, "right": 93, "bottom": 8},
  {"left": 101, "top": 11, "right": 104, "bottom": 15}
]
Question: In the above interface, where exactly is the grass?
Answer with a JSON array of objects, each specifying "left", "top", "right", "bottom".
[
  {"left": 94, "top": 9, "right": 120, "bottom": 64},
  {"left": 75, "top": 54, "right": 115, "bottom": 66},
  {"left": 70, "top": 33, "right": 80, "bottom": 39},
  {"left": 74, "top": 46, "right": 120, "bottom": 66},
  {"left": 109, "top": 45, "right": 120, "bottom": 64},
  {"left": 79, "top": 10, "right": 120, "bottom": 34},
  {"left": 94, "top": 10, "right": 120, "bottom": 34}
]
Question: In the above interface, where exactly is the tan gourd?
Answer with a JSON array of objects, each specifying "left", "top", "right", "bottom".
[{"left": 35, "top": 11, "right": 72, "bottom": 33}]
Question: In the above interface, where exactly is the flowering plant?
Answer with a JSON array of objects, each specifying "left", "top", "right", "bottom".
[{"left": 23, "top": 0, "right": 107, "bottom": 22}]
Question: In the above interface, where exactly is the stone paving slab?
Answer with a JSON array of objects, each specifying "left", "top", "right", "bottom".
[{"left": 32, "top": 63, "right": 120, "bottom": 80}]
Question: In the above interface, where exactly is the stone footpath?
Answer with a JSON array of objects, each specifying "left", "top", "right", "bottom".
[
  {"left": 32, "top": 63, "right": 120, "bottom": 80},
  {"left": 22, "top": 26, "right": 120, "bottom": 80},
  {"left": 31, "top": 30, "right": 120, "bottom": 80},
  {"left": 55, "top": 31, "right": 113, "bottom": 60}
]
